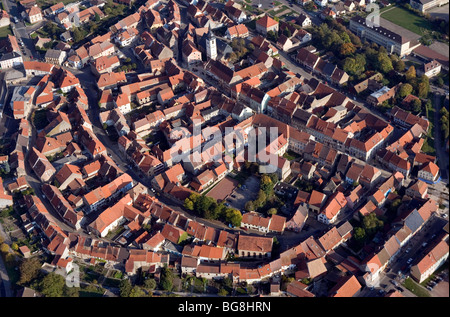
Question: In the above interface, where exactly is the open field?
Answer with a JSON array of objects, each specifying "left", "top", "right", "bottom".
[{"left": 381, "top": 6, "right": 434, "bottom": 36}]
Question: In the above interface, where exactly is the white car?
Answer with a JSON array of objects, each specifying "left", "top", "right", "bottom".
[
  {"left": 443, "top": 214, "right": 448, "bottom": 219},
  {"left": 407, "top": 258, "right": 413, "bottom": 264}
]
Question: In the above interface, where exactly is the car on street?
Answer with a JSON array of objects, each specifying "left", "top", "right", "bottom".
[{"left": 407, "top": 258, "right": 413, "bottom": 264}]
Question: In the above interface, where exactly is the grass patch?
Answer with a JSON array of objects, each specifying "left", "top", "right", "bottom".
[
  {"left": 403, "top": 277, "right": 431, "bottom": 297},
  {"left": 282, "top": 150, "right": 300, "bottom": 161},
  {"left": 381, "top": 6, "right": 433, "bottom": 36},
  {"left": 422, "top": 137, "right": 436, "bottom": 155},
  {"left": 0, "top": 25, "right": 12, "bottom": 39}
]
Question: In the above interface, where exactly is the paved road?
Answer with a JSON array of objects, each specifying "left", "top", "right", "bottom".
[
  {"left": 366, "top": 214, "right": 448, "bottom": 297},
  {"left": 0, "top": 223, "right": 13, "bottom": 297},
  {"left": 1, "top": 0, "right": 40, "bottom": 60},
  {"left": 432, "top": 91, "right": 449, "bottom": 182}
]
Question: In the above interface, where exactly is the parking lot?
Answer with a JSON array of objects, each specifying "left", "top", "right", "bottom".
[
  {"left": 224, "top": 176, "right": 260, "bottom": 211},
  {"left": 430, "top": 279, "right": 449, "bottom": 297}
]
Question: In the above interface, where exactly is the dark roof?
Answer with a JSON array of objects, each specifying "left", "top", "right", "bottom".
[
  {"left": 404, "top": 208, "right": 424, "bottom": 233},
  {"left": 0, "top": 51, "right": 21, "bottom": 61},
  {"left": 350, "top": 16, "right": 405, "bottom": 44}
]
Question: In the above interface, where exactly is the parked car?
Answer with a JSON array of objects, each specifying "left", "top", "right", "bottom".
[{"left": 407, "top": 258, "right": 413, "bottom": 264}]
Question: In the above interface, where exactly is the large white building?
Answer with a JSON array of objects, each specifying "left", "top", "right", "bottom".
[
  {"left": 410, "top": 0, "right": 449, "bottom": 12},
  {"left": 410, "top": 240, "right": 449, "bottom": 283},
  {"left": 0, "top": 52, "right": 23, "bottom": 69},
  {"left": 349, "top": 16, "right": 421, "bottom": 57}
]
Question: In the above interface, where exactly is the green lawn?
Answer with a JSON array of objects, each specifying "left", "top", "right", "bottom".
[
  {"left": 283, "top": 150, "right": 300, "bottom": 161},
  {"left": 0, "top": 25, "right": 12, "bottom": 39},
  {"left": 381, "top": 6, "right": 434, "bottom": 36},
  {"left": 403, "top": 277, "right": 431, "bottom": 297}
]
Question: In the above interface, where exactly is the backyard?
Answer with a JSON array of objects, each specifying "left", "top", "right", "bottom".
[{"left": 0, "top": 25, "right": 12, "bottom": 39}]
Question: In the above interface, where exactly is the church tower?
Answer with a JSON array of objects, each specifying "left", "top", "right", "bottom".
[{"left": 205, "top": 26, "right": 217, "bottom": 60}]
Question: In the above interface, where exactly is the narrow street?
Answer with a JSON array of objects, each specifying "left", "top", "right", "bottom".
[
  {"left": 1, "top": 0, "right": 40, "bottom": 60},
  {"left": 432, "top": 90, "right": 449, "bottom": 182},
  {"left": 0, "top": 223, "right": 13, "bottom": 297}
]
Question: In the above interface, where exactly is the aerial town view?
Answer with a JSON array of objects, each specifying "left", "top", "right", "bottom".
[{"left": 0, "top": 0, "right": 448, "bottom": 303}]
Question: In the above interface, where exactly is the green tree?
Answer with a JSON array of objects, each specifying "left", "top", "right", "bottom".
[
  {"left": 412, "top": 98, "right": 422, "bottom": 113},
  {"left": 260, "top": 174, "right": 273, "bottom": 194},
  {"left": 160, "top": 265, "right": 174, "bottom": 291},
  {"left": 224, "top": 208, "right": 242, "bottom": 227},
  {"left": 376, "top": 53, "right": 393, "bottom": 74},
  {"left": 119, "top": 279, "right": 132, "bottom": 297},
  {"left": 340, "top": 42, "right": 356, "bottom": 57},
  {"left": 394, "top": 59, "right": 405, "bottom": 72},
  {"left": 362, "top": 213, "right": 384, "bottom": 236},
  {"left": 354, "top": 227, "right": 366, "bottom": 244},
  {"left": 417, "top": 81, "right": 429, "bottom": 98},
  {"left": 73, "top": 27, "right": 84, "bottom": 43},
  {"left": 19, "top": 257, "right": 42, "bottom": 285},
  {"left": 39, "top": 273, "right": 66, "bottom": 297},
  {"left": 0, "top": 243, "right": 9, "bottom": 253},
  {"left": 268, "top": 208, "right": 277, "bottom": 215},
  {"left": 129, "top": 286, "right": 145, "bottom": 297},
  {"left": 144, "top": 278, "right": 157, "bottom": 290},
  {"left": 405, "top": 66, "right": 416, "bottom": 82},
  {"left": 343, "top": 54, "right": 366, "bottom": 77},
  {"left": 254, "top": 190, "right": 267, "bottom": 208},
  {"left": 398, "top": 83, "right": 414, "bottom": 98},
  {"left": 244, "top": 201, "right": 255, "bottom": 212},
  {"left": 218, "top": 287, "right": 229, "bottom": 296},
  {"left": 183, "top": 198, "right": 194, "bottom": 211}
]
